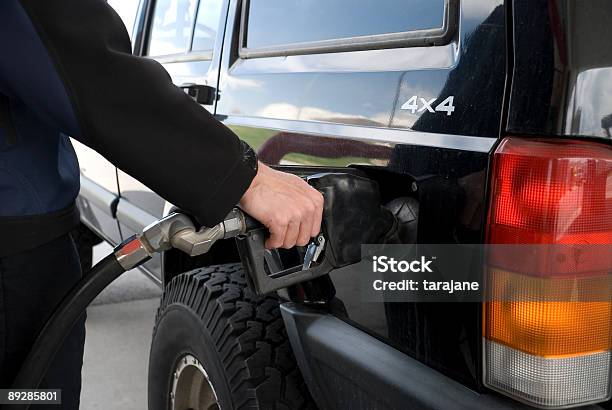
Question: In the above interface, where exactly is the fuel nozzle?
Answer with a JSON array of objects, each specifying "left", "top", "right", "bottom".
[{"left": 115, "top": 208, "right": 250, "bottom": 271}]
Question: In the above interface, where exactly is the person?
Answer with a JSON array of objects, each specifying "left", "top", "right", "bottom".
[{"left": 0, "top": 0, "right": 323, "bottom": 408}]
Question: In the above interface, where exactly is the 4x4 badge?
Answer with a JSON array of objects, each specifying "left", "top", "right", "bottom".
[{"left": 400, "top": 95, "right": 455, "bottom": 116}]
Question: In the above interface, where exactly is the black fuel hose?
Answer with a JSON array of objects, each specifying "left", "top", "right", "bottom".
[
  {"left": 7, "top": 253, "right": 127, "bottom": 410},
  {"left": 5, "top": 212, "right": 240, "bottom": 409}
]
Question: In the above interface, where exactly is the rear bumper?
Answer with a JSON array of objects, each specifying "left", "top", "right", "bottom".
[{"left": 280, "top": 303, "right": 606, "bottom": 410}]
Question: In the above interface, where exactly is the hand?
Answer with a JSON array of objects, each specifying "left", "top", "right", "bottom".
[{"left": 239, "top": 162, "right": 324, "bottom": 249}]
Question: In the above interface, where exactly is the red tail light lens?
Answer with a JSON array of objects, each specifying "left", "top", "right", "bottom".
[
  {"left": 484, "top": 137, "right": 612, "bottom": 408},
  {"left": 489, "top": 138, "right": 612, "bottom": 245}
]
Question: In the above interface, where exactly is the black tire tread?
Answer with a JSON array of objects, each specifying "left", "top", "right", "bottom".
[{"left": 154, "top": 263, "right": 315, "bottom": 410}]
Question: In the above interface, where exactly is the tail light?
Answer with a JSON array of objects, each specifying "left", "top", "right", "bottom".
[{"left": 484, "top": 137, "right": 612, "bottom": 408}]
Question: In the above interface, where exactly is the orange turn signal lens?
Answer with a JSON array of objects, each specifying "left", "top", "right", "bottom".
[{"left": 485, "top": 300, "right": 612, "bottom": 358}]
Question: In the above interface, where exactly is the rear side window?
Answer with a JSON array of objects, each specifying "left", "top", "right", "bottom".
[
  {"left": 148, "top": 0, "right": 198, "bottom": 56},
  {"left": 191, "top": 0, "right": 224, "bottom": 51},
  {"left": 244, "top": 0, "right": 446, "bottom": 50}
]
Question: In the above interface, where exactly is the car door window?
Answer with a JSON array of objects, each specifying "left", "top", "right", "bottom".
[
  {"left": 148, "top": 0, "right": 198, "bottom": 56},
  {"left": 191, "top": 0, "right": 224, "bottom": 52},
  {"left": 244, "top": 0, "right": 446, "bottom": 50}
]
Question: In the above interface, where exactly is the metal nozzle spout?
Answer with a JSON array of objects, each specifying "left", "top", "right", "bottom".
[{"left": 139, "top": 208, "right": 248, "bottom": 258}]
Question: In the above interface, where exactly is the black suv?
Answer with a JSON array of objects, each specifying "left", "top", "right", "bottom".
[{"left": 74, "top": 0, "right": 612, "bottom": 409}]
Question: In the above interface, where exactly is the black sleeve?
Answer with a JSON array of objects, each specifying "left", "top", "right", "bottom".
[{"left": 18, "top": 0, "right": 256, "bottom": 226}]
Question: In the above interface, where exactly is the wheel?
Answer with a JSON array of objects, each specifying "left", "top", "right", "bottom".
[
  {"left": 148, "top": 263, "right": 315, "bottom": 410},
  {"left": 71, "top": 223, "right": 102, "bottom": 275}
]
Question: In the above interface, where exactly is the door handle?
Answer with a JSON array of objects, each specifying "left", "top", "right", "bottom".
[{"left": 179, "top": 83, "right": 216, "bottom": 105}]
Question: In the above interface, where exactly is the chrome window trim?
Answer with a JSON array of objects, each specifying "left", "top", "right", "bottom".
[
  {"left": 238, "top": 0, "right": 459, "bottom": 59},
  {"left": 151, "top": 51, "right": 214, "bottom": 63},
  {"left": 222, "top": 115, "right": 495, "bottom": 153}
]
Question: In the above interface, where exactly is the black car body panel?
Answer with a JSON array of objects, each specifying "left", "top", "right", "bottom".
[
  {"left": 217, "top": 0, "right": 505, "bottom": 390},
  {"left": 508, "top": 0, "right": 612, "bottom": 140}
]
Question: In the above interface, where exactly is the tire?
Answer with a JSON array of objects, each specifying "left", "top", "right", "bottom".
[
  {"left": 71, "top": 223, "right": 102, "bottom": 275},
  {"left": 148, "top": 263, "right": 315, "bottom": 410}
]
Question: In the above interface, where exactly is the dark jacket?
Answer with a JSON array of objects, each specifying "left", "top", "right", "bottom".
[{"left": 0, "top": 0, "right": 256, "bottom": 256}]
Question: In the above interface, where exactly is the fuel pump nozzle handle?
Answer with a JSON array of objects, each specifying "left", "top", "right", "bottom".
[{"left": 139, "top": 210, "right": 331, "bottom": 297}]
